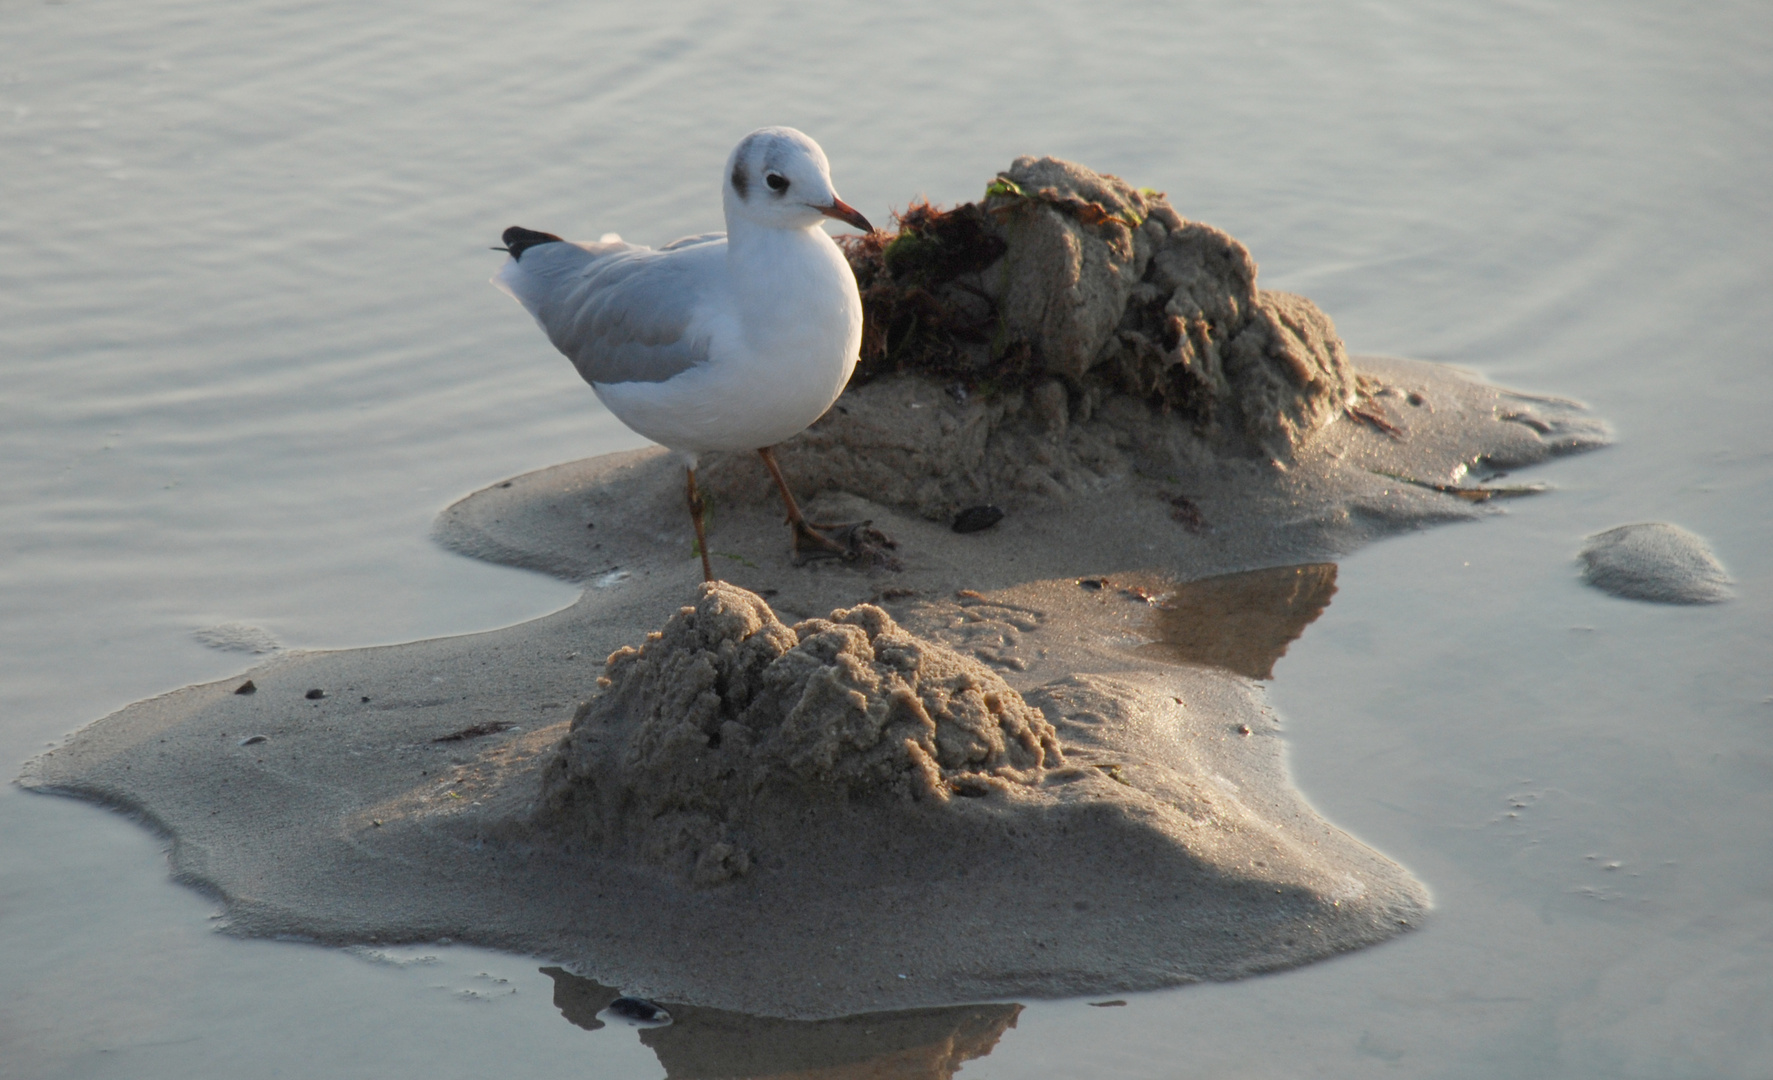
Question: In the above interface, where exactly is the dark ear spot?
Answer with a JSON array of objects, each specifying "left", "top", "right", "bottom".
[{"left": 730, "top": 163, "right": 748, "bottom": 199}]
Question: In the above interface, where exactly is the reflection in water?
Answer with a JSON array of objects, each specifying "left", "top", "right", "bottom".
[
  {"left": 542, "top": 967, "right": 1021, "bottom": 1079},
  {"left": 1139, "top": 563, "right": 1338, "bottom": 680}
]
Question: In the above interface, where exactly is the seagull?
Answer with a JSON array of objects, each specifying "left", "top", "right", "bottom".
[{"left": 492, "top": 127, "right": 874, "bottom": 582}]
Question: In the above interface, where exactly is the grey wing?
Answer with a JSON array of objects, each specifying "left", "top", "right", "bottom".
[{"left": 495, "top": 237, "right": 725, "bottom": 385}]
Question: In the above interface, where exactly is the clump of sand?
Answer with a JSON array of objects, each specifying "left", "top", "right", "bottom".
[
  {"left": 537, "top": 582, "right": 1062, "bottom": 886},
  {"left": 982, "top": 156, "right": 1355, "bottom": 455},
  {"left": 1579, "top": 522, "right": 1732, "bottom": 604},
  {"left": 704, "top": 155, "right": 1358, "bottom": 521}
]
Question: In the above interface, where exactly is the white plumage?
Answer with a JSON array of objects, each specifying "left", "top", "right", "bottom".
[{"left": 492, "top": 127, "right": 874, "bottom": 580}]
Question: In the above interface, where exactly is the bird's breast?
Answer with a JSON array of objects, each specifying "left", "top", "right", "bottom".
[{"left": 723, "top": 228, "right": 862, "bottom": 378}]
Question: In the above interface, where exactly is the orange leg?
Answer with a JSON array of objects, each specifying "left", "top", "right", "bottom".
[
  {"left": 686, "top": 465, "right": 713, "bottom": 582},
  {"left": 756, "top": 447, "right": 847, "bottom": 558}
]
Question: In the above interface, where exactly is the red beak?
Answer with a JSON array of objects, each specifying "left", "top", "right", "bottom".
[{"left": 820, "top": 196, "right": 874, "bottom": 232}]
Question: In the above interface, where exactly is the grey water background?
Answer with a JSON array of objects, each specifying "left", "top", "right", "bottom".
[{"left": 2, "top": 0, "right": 1769, "bottom": 1075}]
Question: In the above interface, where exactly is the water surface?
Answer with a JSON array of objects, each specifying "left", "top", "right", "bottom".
[{"left": 3, "top": 1, "right": 1769, "bottom": 1076}]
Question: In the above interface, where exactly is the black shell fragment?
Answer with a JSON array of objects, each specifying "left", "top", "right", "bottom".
[{"left": 952, "top": 505, "right": 1004, "bottom": 534}]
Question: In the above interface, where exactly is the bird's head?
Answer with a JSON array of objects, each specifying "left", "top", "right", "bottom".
[{"left": 722, "top": 126, "right": 872, "bottom": 234}]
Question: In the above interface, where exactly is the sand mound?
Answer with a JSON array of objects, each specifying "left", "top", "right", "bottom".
[
  {"left": 537, "top": 583, "right": 1062, "bottom": 885},
  {"left": 983, "top": 156, "right": 1355, "bottom": 455},
  {"left": 1579, "top": 522, "right": 1732, "bottom": 604},
  {"left": 21, "top": 567, "right": 1438, "bottom": 1017},
  {"left": 703, "top": 155, "right": 1359, "bottom": 520}
]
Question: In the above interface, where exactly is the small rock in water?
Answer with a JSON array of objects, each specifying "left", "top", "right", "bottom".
[
  {"left": 952, "top": 505, "right": 1004, "bottom": 533},
  {"left": 1579, "top": 523, "right": 1732, "bottom": 604},
  {"left": 606, "top": 996, "right": 671, "bottom": 1025},
  {"left": 305, "top": 689, "right": 327, "bottom": 700}
]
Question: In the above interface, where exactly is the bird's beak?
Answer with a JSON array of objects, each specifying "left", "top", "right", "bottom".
[{"left": 819, "top": 196, "right": 874, "bottom": 232}]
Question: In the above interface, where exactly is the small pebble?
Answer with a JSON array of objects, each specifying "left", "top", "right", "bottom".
[
  {"left": 234, "top": 680, "right": 257, "bottom": 695},
  {"left": 952, "top": 505, "right": 1004, "bottom": 534},
  {"left": 607, "top": 996, "right": 671, "bottom": 1024},
  {"left": 1237, "top": 724, "right": 1252, "bottom": 736},
  {"left": 305, "top": 689, "right": 326, "bottom": 700},
  {"left": 1089, "top": 1000, "right": 1128, "bottom": 1008},
  {"left": 239, "top": 735, "right": 267, "bottom": 746},
  {"left": 1077, "top": 578, "right": 1107, "bottom": 591}
]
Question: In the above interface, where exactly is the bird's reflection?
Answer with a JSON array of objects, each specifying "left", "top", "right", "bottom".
[
  {"left": 1137, "top": 563, "right": 1338, "bottom": 679},
  {"left": 542, "top": 967, "right": 1021, "bottom": 1080}
]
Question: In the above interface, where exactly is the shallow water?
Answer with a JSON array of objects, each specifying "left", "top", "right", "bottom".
[{"left": 3, "top": 0, "right": 1769, "bottom": 1076}]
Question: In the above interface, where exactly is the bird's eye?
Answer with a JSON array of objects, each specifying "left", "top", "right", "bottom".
[{"left": 765, "top": 173, "right": 789, "bottom": 192}]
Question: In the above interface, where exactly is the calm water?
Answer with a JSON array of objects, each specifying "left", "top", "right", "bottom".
[{"left": 3, "top": 1, "right": 1770, "bottom": 1076}]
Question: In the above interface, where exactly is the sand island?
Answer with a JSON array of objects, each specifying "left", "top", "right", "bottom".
[{"left": 20, "top": 157, "right": 1607, "bottom": 1019}]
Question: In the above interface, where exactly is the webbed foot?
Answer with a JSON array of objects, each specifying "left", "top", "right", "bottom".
[{"left": 791, "top": 519, "right": 901, "bottom": 571}]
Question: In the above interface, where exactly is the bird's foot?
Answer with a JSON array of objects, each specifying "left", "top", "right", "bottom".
[{"left": 791, "top": 520, "right": 902, "bottom": 571}]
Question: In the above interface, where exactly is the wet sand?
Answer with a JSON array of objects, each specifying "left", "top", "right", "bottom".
[{"left": 21, "top": 357, "right": 1603, "bottom": 1018}]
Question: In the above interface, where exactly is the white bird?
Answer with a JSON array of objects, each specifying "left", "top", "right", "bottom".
[{"left": 492, "top": 127, "right": 874, "bottom": 582}]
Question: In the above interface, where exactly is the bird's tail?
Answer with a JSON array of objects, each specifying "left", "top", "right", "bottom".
[{"left": 492, "top": 225, "right": 563, "bottom": 261}]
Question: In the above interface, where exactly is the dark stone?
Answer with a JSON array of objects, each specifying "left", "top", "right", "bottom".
[{"left": 952, "top": 505, "right": 1005, "bottom": 534}]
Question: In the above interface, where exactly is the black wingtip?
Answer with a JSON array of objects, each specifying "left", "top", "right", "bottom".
[{"left": 499, "top": 226, "right": 564, "bottom": 261}]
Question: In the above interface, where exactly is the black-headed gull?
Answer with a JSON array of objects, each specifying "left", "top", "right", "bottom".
[{"left": 493, "top": 127, "right": 873, "bottom": 581}]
